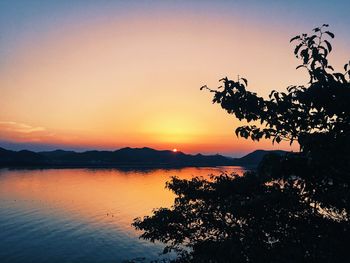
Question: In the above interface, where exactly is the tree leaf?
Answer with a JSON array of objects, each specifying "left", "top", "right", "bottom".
[
  {"left": 294, "top": 43, "right": 303, "bottom": 56},
  {"left": 290, "top": 35, "right": 300, "bottom": 42},
  {"left": 324, "top": 40, "right": 332, "bottom": 52},
  {"left": 325, "top": 31, "right": 335, "bottom": 38},
  {"left": 276, "top": 136, "right": 281, "bottom": 143},
  {"left": 241, "top": 78, "right": 248, "bottom": 86}
]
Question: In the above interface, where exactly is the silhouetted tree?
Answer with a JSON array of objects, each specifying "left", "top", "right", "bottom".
[{"left": 133, "top": 25, "right": 350, "bottom": 262}]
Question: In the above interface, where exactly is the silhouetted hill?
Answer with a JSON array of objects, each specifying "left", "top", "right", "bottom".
[
  {"left": 0, "top": 147, "right": 47, "bottom": 165},
  {"left": 0, "top": 147, "right": 288, "bottom": 168},
  {"left": 39, "top": 149, "right": 75, "bottom": 159},
  {"left": 232, "top": 150, "right": 287, "bottom": 166}
]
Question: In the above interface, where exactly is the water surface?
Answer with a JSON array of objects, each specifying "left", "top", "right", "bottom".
[{"left": 0, "top": 166, "right": 245, "bottom": 263}]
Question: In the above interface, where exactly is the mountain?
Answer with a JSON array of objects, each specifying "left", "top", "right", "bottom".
[
  {"left": 0, "top": 147, "right": 288, "bottom": 168},
  {"left": 232, "top": 150, "right": 287, "bottom": 167},
  {"left": 0, "top": 147, "right": 47, "bottom": 165},
  {"left": 39, "top": 149, "right": 75, "bottom": 159}
]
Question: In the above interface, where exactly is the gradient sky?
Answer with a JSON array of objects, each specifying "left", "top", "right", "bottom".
[{"left": 0, "top": 0, "right": 349, "bottom": 156}]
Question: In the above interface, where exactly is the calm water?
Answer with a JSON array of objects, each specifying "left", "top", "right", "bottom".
[{"left": 0, "top": 166, "right": 246, "bottom": 263}]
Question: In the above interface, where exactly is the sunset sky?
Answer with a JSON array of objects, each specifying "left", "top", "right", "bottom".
[{"left": 1, "top": 0, "right": 349, "bottom": 156}]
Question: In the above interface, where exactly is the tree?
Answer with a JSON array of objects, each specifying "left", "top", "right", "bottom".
[{"left": 133, "top": 25, "right": 350, "bottom": 262}]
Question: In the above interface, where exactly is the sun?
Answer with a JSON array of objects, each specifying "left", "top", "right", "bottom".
[{"left": 172, "top": 148, "right": 178, "bottom": 152}]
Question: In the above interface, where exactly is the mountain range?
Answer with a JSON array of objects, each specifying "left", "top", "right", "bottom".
[{"left": 0, "top": 147, "right": 287, "bottom": 168}]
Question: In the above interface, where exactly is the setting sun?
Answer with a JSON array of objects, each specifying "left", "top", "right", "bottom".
[{"left": 172, "top": 148, "right": 178, "bottom": 152}]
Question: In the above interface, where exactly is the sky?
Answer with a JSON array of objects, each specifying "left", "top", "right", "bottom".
[{"left": 0, "top": 0, "right": 349, "bottom": 156}]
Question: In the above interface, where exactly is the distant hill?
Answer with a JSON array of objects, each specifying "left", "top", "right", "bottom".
[
  {"left": 0, "top": 147, "right": 288, "bottom": 168},
  {"left": 232, "top": 150, "right": 287, "bottom": 167},
  {"left": 0, "top": 147, "right": 47, "bottom": 165}
]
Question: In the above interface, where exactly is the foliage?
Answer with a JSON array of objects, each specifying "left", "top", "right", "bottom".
[{"left": 133, "top": 25, "right": 350, "bottom": 262}]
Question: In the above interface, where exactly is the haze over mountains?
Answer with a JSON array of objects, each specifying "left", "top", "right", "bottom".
[{"left": 0, "top": 147, "right": 287, "bottom": 168}]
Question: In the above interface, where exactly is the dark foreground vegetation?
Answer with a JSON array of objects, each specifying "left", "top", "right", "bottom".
[{"left": 133, "top": 25, "right": 350, "bottom": 262}]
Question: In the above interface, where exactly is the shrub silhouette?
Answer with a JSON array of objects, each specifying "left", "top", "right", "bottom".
[{"left": 133, "top": 25, "right": 350, "bottom": 262}]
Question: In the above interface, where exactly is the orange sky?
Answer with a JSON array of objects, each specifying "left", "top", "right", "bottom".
[{"left": 1, "top": 2, "right": 349, "bottom": 156}]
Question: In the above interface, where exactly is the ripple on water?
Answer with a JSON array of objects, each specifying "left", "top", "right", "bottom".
[{"left": 0, "top": 167, "right": 247, "bottom": 262}]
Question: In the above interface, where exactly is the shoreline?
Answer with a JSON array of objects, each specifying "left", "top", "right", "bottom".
[{"left": 0, "top": 163, "right": 254, "bottom": 171}]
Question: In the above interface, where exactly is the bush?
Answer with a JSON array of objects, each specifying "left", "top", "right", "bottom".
[{"left": 133, "top": 25, "right": 350, "bottom": 262}]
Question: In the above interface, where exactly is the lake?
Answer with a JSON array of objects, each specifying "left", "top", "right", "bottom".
[{"left": 0, "top": 166, "right": 246, "bottom": 263}]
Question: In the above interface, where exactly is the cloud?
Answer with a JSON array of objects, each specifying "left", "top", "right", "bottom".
[
  {"left": 0, "top": 121, "right": 54, "bottom": 143},
  {"left": 0, "top": 121, "right": 46, "bottom": 133},
  {"left": 0, "top": 121, "right": 87, "bottom": 151}
]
